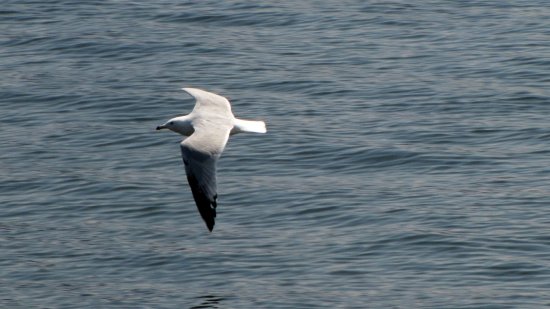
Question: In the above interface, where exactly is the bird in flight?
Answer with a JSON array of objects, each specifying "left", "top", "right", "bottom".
[{"left": 156, "top": 88, "right": 266, "bottom": 231}]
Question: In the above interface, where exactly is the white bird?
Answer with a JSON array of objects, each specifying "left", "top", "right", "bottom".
[{"left": 156, "top": 88, "right": 267, "bottom": 231}]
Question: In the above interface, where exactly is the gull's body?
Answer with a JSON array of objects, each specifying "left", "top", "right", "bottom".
[{"left": 156, "top": 88, "right": 266, "bottom": 231}]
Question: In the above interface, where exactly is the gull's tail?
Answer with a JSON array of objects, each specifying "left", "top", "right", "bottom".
[{"left": 232, "top": 118, "right": 267, "bottom": 134}]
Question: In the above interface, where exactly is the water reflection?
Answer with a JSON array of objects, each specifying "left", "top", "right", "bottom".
[{"left": 190, "top": 294, "right": 224, "bottom": 309}]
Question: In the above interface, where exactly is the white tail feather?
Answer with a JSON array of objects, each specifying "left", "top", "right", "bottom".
[{"left": 232, "top": 118, "right": 267, "bottom": 134}]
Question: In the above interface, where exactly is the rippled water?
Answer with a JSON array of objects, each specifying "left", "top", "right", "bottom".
[{"left": 2, "top": 1, "right": 550, "bottom": 308}]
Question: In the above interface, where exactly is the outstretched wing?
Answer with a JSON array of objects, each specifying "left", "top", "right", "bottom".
[
  {"left": 180, "top": 123, "right": 231, "bottom": 232},
  {"left": 182, "top": 88, "right": 234, "bottom": 118}
]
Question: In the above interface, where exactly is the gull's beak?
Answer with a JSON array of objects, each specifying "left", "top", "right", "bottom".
[{"left": 156, "top": 125, "right": 166, "bottom": 130}]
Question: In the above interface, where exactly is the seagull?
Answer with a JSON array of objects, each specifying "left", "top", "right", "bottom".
[{"left": 156, "top": 88, "right": 266, "bottom": 232}]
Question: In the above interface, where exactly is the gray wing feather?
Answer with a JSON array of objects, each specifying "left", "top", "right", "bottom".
[
  {"left": 180, "top": 126, "right": 231, "bottom": 231},
  {"left": 182, "top": 88, "right": 233, "bottom": 118}
]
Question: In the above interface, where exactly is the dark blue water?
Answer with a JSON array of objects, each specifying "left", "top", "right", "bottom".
[{"left": 2, "top": 1, "right": 549, "bottom": 308}]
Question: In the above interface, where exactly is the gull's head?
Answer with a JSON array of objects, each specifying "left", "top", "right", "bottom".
[
  {"left": 156, "top": 119, "right": 176, "bottom": 131},
  {"left": 156, "top": 116, "right": 194, "bottom": 136}
]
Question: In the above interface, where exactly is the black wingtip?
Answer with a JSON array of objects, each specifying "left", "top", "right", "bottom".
[
  {"left": 205, "top": 199, "right": 216, "bottom": 232},
  {"left": 206, "top": 222, "right": 214, "bottom": 232},
  {"left": 190, "top": 194, "right": 216, "bottom": 232},
  {"left": 197, "top": 203, "right": 216, "bottom": 232},
  {"left": 186, "top": 174, "right": 218, "bottom": 232}
]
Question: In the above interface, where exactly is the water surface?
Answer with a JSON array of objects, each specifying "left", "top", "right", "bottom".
[{"left": 1, "top": 1, "right": 549, "bottom": 308}]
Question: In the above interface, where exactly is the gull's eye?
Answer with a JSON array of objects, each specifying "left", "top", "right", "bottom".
[{"left": 169, "top": 121, "right": 174, "bottom": 125}]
